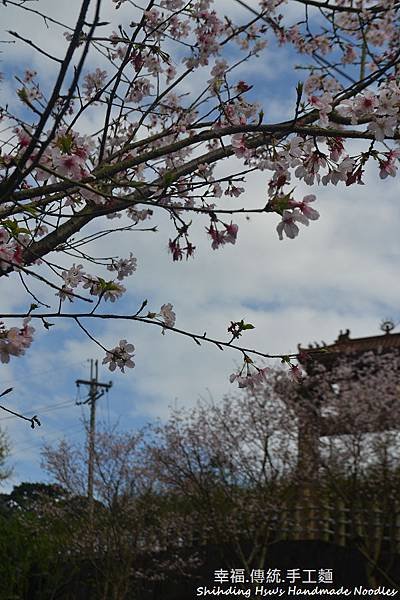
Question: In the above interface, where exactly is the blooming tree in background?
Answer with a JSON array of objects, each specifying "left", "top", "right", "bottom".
[
  {"left": 148, "top": 351, "right": 400, "bottom": 581},
  {"left": 149, "top": 349, "right": 400, "bottom": 508},
  {"left": 41, "top": 351, "right": 400, "bottom": 584},
  {"left": 0, "top": 0, "right": 400, "bottom": 417},
  {"left": 40, "top": 426, "right": 203, "bottom": 595},
  {"left": 294, "top": 349, "right": 400, "bottom": 476}
]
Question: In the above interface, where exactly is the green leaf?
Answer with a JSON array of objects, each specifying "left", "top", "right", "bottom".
[
  {"left": 272, "top": 194, "right": 290, "bottom": 215},
  {"left": 99, "top": 279, "right": 122, "bottom": 292},
  {"left": 56, "top": 132, "right": 74, "bottom": 154},
  {"left": 24, "top": 205, "right": 38, "bottom": 217},
  {"left": 164, "top": 172, "right": 175, "bottom": 186},
  {"left": 0, "top": 219, "right": 29, "bottom": 236},
  {"left": 17, "top": 87, "right": 29, "bottom": 103}
]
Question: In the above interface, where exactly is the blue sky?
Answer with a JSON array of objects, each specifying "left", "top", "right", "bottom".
[{"left": 1, "top": 0, "right": 400, "bottom": 492}]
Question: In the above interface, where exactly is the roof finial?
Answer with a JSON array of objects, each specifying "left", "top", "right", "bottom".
[
  {"left": 380, "top": 319, "right": 395, "bottom": 334},
  {"left": 337, "top": 329, "right": 350, "bottom": 342}
]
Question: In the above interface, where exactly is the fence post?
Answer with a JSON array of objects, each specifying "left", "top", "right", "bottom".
[
  {"left": 395, "top": 502, "right": 400, "bottom": 554},
  {"left": 320, "top": 502, "right": 331, "bottom": 543},
  {"left": 336, "top": 499, "right": 346, "bottom": 546}
]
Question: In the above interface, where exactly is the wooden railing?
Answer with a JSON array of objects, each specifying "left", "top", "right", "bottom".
[{"left": 261, "top": 500, "right": 400, "bottom": 551}]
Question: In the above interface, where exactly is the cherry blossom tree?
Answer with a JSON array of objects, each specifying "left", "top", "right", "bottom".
[
  {"left": 287, "top": 348, "right": 400, "bottom": 480},
  {"left": 41, "top": 390, "right": 298, "bottom": 584},
  {"left": 278, "top": 348, "right": 400, "bottom": 586},
  {"left": 147, "top": 351, "right": 400, "bottom": 584},
  {"left": 1, "top": 0, "right": 400, "bottom": 420},
  {"left": 147, "top": 378, "right": 298, "bottom": 571},
  {"left": 40, "top": 349, "right": 400, "bottom": 586},
  {"left": 40, "top": 425, "right": 202, "bottom": 597}
]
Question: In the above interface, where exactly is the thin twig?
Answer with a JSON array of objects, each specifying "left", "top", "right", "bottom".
[{"left": 0, "top": 388, "right": 41, "bottom": 428}]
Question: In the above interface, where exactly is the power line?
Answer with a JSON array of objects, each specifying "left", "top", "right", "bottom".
[
  {"left": 11, "top": 423, "right": 84, "bottom": 455},
  {"left": 0, "top": 359, "right": 87, "bottom": 388},
  {"left": 0, "top": 399, "right": 76, "bottom": 421}
]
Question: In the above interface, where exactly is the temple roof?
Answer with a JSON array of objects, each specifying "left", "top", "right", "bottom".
[{"left": 298, "top": 325, "right": 400, "bottom": 362}]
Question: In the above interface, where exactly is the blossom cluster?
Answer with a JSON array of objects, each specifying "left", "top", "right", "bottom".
[
  {"left": 0, "top": 227, "right": 25, "bottom": 271},
  {"left": 0, "top": 0, "right": 399, "bottom": 379},
  {"left": 0, "top": 318, "right": 35, "bottom": 364},
  {"left": 103, "top": 339, "right": 135, "bottom": 373},
  {"left": 57, "top": 256, "right": 138, "bottom": 303},
  {"left": 101, "top": 303, "right": 176, "bottom": 373},
  {"left": 107, "top": 253, "right": 137, "bottom": 281},
  {"left": 229, "top": 366, "right": 270, "bottom": 389},
  {"left": 14, "top": 127, "right": 96, "bottom": 185},
  {"left": 146, "top": 303, "right": 177, "bottom": 331},
  {"left": 207, "top": 221, "right": 239, "bottom": 250}
]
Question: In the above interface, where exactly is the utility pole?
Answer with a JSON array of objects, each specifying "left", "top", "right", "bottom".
[{"left": 76, "top": 359, "right": 112, "bottom": 521}]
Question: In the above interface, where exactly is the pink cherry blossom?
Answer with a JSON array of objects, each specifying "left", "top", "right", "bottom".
[
  {"left": 231, "top": 134, "right": 249, "bottom": 158},
  {"left": 61, "top": 264, "right": 85, "bottom": 288},
  {"left": 230, "top": 366, "right": 270, "bottom": 389},
  {"left": 159, "top": 303, "right": 176, "bottom": 329},
  {"left": 207, "top": 223, "right": 226, "bottom": 250},
  {"left": 288, "top": 195, "right": 320, "bottom": 221},
  {"left": 379, "top": 150, "right": 400, "bottom": 179},
  {"left": 56, "top": 286, "right": 75, "bottom": 303},
  {"left": 0, "top": 318, "right": 35, "bottom": 364},
  {"left": 224, "top": 222, "right": 239, "bottom": 244},
  {"left": 367, "top": 116, "right": 397, "bottom": 142},
  {"left": 289, "top": 363, "right": 303, "bottom": 382},
  {"left": 107, "top": 253, "right": 137, "bottom": 281},
  {"left": 52, "top": 153, "right": 84, "bottom": 180},
  {"left": 83, "top": 68, "right": 107, "bottom": 99},
  {"left": 309, "top": 92, "right": 332, "bottom": 115},
  {"left": 276, "top": 209, "right": 309, "bottom": 240},
  {"left": 103, "top": 339, "right": 135, "bottom": 373}
]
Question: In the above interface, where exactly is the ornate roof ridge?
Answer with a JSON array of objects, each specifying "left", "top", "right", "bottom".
[{"left": 298, "top": 328, "right": 400, "bottom": 357}]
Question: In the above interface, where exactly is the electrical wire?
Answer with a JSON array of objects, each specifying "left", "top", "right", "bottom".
[
  {"left": 0, "top": 399, "right": 77, "bottom": 421},
  {"left": 11, "top": 424, "right": 84, "bottom": 455},
  {"left": 0, "top": 359, "right": 87, "bottom": 388}
]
